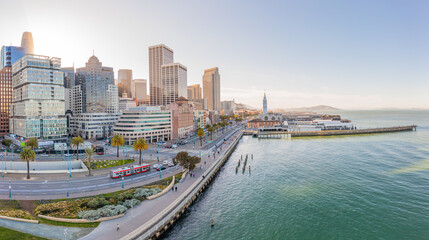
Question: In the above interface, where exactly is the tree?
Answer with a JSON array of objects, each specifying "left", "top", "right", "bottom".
[
  {"left": 85, "top": 147, "right": 95, "bottom": 176},
  {"left": 208, "top": 126, "right": 215, "bottom": 141},
  {"left": 173, "top": 151, "right": 201, "bottom": 172},
  {"left": 133, "top": 138, "right": 148, "bottom": 165},
  {"left": 2, "top": 139, "right": 12, "bottom": 152},
  {"left": 71, "top": 136, "right": 84, "bottom": 160},
  {"left": 20, "top": 147, "right": 36, "bottom": 179},
  {"left": 26, "top": 138, "right": 38, "bottom": 150},
  {"left": 111, "top": 135, "right": 125, "bottom": 158},
  {"left": 220, "top": 122, "right": 226, "bottom": 134},
  {"left": 196, "top": 128, "right": 205, "bottom": 146},
  {"left": 205, "top": 124, "right": 211, "bottom": 129}
]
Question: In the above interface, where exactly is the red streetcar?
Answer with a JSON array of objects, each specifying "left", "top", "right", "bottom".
[{"left": 110, "top": 164, "right": 150, "bottom": 178}]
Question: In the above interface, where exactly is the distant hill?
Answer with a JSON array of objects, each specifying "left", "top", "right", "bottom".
[
  {"left": 286, "top": 105, "right": 340, "bottom": 111},
  {"left": 236, "top": 103, "right": 257, "bottom": 110}
]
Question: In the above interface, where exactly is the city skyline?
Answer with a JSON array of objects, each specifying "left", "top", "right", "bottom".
[{"left": 0, "top": 0, "right": 428, "bottom": 109}]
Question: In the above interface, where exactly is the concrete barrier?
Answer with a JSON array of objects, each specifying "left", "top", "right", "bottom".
[
  {"left": 147, "top": 176, "right": 175, "bottom": 200},
  {"left": 38, "top": 214, "right": 124, "bottom": 223},
  {"left": 179, "top": 170, "right": 188, "bottom": 183},
  {"left": 0, "top": 215, "right": 39, "bottom": 223},
  {"left": 0, "top": 160, "right": 88, "bottom": 174}
]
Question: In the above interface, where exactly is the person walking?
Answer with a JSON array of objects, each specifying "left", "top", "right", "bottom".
[
  {"left": 116, "top": 223, "right": 120, "bottom": 231},
  {"left": 175, "top": 186, "right": 178, "bottom": 191}
]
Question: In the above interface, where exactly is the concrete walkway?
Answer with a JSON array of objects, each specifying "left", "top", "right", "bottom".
[
  {"left": 0, "top": 218, "right": 94, "bottom": 240},
  {"left": 80, "top": 129, "right": 241, "bottom": 240}
]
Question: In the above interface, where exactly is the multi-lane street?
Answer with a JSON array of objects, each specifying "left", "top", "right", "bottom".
[{"left": 0, "top": 125, "right": 244, "bottom": 200}]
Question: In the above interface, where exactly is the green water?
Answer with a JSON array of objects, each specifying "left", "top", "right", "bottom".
[{"left": 164, "top": 110, "right": 429, "bottom": 240}]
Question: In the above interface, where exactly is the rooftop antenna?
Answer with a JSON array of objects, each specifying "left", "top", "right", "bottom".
[{"left": 92, "top": 49, "right": 95, "bottom": 56}]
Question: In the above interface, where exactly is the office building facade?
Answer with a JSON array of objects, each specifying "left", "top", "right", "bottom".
[
  {"left": 161, "top": 63, "right": 187, "bottom": 106},
  {"left": 187, "top": 84, "right": 202, "bottom": 100},
  {"left": 132, "top": 79, "right": 147, "bottom": 100},
  {"left": 113, "top": 106, "right": 172, "bottom": 145},
  {"left": 149, "top": 44, "right": 174, "bottom": 106},
  {"left": 1, "top": 46, "right": 25, "bottom": 69},
  {"left": 0, "top": 66, "right": 12, "bottom": 136},
  {"left": 10, "top": 55, "right": 67, "bottom": 140},
  {"left": 61, "top": 67, "right": 75, "bottom": 88},
  {"left": 203, "top": 67, "right": 221, "bottom": 112},
  {"left": 118, "top": 69, "right": 132, "bottom": 98},
  {"left": 221, "top": 100, "right": 236, "bottom": 115},
  {"left": 21, "top": 32, "right": 34, "bottom": 55},
  {"left": 169, "top": 97, "right": 194, "bottom": 139}
]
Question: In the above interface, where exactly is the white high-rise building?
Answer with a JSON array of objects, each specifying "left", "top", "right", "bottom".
[
  {"left": 203, "top": 67, "right": 221, "bottom": 112},
  {"left": 10, "top": 55, "right": 66, "bottom": 140},
  {"left": 149, "top": 44, "right": 174, "bottom": 106},
  {"left": 161, "top": 63, "right": 187, "bottom": 106},
  {"left": 132, "top": 79, "right": 147, "bottom": 100},
  {"left": 65, "top": 85, "right": 82, "bottom": 115}
]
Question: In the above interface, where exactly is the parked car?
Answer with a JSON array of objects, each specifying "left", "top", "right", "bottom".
[
  {"left": 153, "top": 164, "right": 162, "bottom": 169},
  {"left": 168, "top": 161, "right": 175, "bottom": 167},
  {"left": 171, "top": 144, "right": 178, "bottom": 149},
  {"left": 162, "top": 160, "right": 169, "bottom": 165},
  {"left": 157, "top": 142, "right": 166, "bottom": 145},
  {"left": 164, "top": 145, "right": 171, "bottom": 148}
]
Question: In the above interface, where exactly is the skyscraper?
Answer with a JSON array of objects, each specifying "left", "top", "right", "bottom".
[
  {"left": 149, "top": 44, "right": 174, "bottom": 106},
  {"left": 263, "top": 92, "right": 268, "bottom": 115},
  {"left": 187, "top": 84, "right": 202, "bottom": 100},
  {"left": 1, "top": 46, "right": 25, "bottom": 68},
  {"left": 118, "top": 69, "right": 132, "bottom": 97},
  {"left": 76, "top": 55, "right": 117, "bottom": 113},
  {"left": 21, "top": 32, "right": 34, "bottom": 54},
  {"left": 202, "top": 67, "right": 221, "bottom": 112},
  {"left": 0, "top": 66, "right": 12, "bottom": 136},
  {"left": 61, "top": 67, "right": 75, "bottom": 88},
  {"left": 10, "top": 55, "right": 66, "bottom": 140},
  {"left": 132, "top": 79, "right": 148, "bottom": 100},
  {"left": 161, "top": 63, "right": 187, "bottom": 106}
]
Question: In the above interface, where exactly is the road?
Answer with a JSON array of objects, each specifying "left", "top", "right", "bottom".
[{"left": 0, "top": 125, "right": 244, "bottom": 200}]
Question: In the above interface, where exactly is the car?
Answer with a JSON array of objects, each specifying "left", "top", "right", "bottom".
[
  {"left": 64, "top": 154, "right": 72, "bottom": 157},
  {"left": 157, "top": 142, "right": 166, "bottom": 145},
  {"left": 40, "top": 154, "right": 49, "bottom": 157},
  {"left": 164, "top": 145, "right": 171, "bottom": 148},
  {"left": 153, "top": 164, "right": 162, "bottom": 169},
  {"left": 162, "top": 160, "right": 169, "bottom": 165},
  {"left": 171, "top": 144, "right": 178, "bottom": 149},
  {"left": 156, "top": 165, "right": 167, "bottom": 171},
  {"left": 168, "top": 161, "right": 175, "bottom": 167}
]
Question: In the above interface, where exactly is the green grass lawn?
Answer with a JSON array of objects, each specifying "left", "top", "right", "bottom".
[
  {"left": 0, "top": 226, "right": 47, "bottom": 240},
  {"left": 91, "top": 159, "right": 134, "bottom": 169},
  {"left": 38, "top": 218, "right": 99, "bottom": 228},
  {"left": 0, "top": 200, "right": 21, "bottom": 210}
]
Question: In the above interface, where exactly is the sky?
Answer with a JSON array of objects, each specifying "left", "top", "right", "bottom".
[{"left": 1, "top": 0, "right": 428, "bottom": 110}]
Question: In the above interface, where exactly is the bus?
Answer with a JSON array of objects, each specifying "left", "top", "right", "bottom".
[{"left": 95, "top": 146, "right": 104, "bottom": 155}]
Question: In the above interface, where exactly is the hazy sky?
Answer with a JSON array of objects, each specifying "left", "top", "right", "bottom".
[{"left": 1, "top": 0, "right": 428, "bottom": 109}]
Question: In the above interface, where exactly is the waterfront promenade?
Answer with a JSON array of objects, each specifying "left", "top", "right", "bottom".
[{"left": 80, "top": 128, "right": 242, "bottom": 240}]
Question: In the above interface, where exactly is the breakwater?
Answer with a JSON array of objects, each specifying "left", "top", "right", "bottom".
[{"left": 122, "top": 130, "right": 243, "bottom": 240}]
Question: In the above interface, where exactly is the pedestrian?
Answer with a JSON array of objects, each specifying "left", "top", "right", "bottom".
[
  {"left": 175, "top": 186, "right": 177, "bottom": 191},
  {"left": 116, "top": 223, "right": 120, "bottom": 231},
  {"left": 204, "top": 161, "right": 206, "bottom": 165}
]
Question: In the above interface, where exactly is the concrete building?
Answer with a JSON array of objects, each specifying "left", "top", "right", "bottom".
[
  {"left": 149, "top": 44, "right": 174, "bottom": 106},
  {"left": 10, "top": 55, "right": 67, "bottom": 140},
  {"left": 0, "top": 66, "right": 12, "bottom": 136},
  {"left": 113, "top": 106, "right": 172, "bottom": 145},
  {"left": 193, "top": 109, "right": 208, "bottom": 130},
  {"left": 69, "top": 113, "right": 120, "bottom": 139},
  {"left": 65, "top": 85, "right": 82, "bottom": 115},
  {"left": 169, "top": 97, "right": 194, "bottom": 139},
  {"left": 187, "top": 84, "right": 202, "bottom": 100},
  {"left": 202, "top": 67, "right": 220, "bottom": 112},
  {"left": 61, "top": 67, "right": 75, "bottom": 88},
  {"left": 221, "top": 100, "right": 236, "bottom": 115},
  {"left": 191, "top": 98, "right": 208, "bottom": 110},
  {"left": 119, "top": 97, "right": 136, "bottom": 112},
  {"left": 248, "top": 118, "right": 282, "bottom": 129},
  {"left": 132, "top": 79, "right": 147, "bottom": 100},
  {"left": 263, "top": 92, "right": 267, "bottom": 115},
  {"left": 76, "top": 55, "right": 117, "bottom": 113},
  {"left": 20, "top": 32, "right": 34, "bottom": 54},
  {"left": 71, "top": 55, "right": 119, "bottom": 139},
  {"left": 161, "top": 63, "right": 187, "bottom": 106},
  {"left": 118, "top": 69, "right": 132, "bottom": 97},
  {"left": 1, "top": 46, "right": 25, "bottom": 69}
]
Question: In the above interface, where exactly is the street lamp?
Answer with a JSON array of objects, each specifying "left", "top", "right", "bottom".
[
  {"left": 9, "top": 180, "right": 11, "bottom": 198},
  {"left": 68, "top": 155, "right": 72, "bottom": 178},
  {"left": 66, "top": 179, "right": 69, "bottom": 197},
  {"left": 122, "top": 176, "right": 124, "bottom": 188},
  {"left": 122, "top": 148, "right": 125, "bottom": 169},
  {"left": 157, "top": 143, "right": 159, "bottom": 161}
]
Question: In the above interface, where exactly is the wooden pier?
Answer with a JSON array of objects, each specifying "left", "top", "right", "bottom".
[{"left": 252, "top": 125, "right": 417, "bottom": 139}]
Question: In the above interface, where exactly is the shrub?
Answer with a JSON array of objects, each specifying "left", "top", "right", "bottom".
[
  {"left": 122, "top": 199, "right": 140, "bottom": 209},
  {"left": 117, "top": 191, "right": 133, "bottom": 202},
  {"left": 0, "top": 210, "right": 35, "bottom": 220},
  {"left": 34, "top": 199, "right": 90, "bottom": 218},
  {"left": 77, "top": 205, "right": 128, "bottom": 220},
  {"left": 87, "top": 197, "right": 110, "bottom": 209},
  {"left": 133, "top": 187, "right": 162, "bottom": 199}
]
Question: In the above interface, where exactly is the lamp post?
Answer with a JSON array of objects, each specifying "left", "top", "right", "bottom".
[
  {"left": 157, "top": 143, "right": 159, "bottom": 161},
  {"left": 68, "top": 155, "right": 72, "bottom": 178},
  {"left": 122, "top": 176, "right": 124, "bottom": 189},
  {"left": 2, "top": 155, "right": 4, "bottom": 178},
  {"left": 122, "top": 148, "right": 125, "bottom": 169},
  {"left": 9, "top": 180, "right": 11, "bottom": 198},
  {"left": 66, "top": 179, "right": 69, "bottom": 197}
]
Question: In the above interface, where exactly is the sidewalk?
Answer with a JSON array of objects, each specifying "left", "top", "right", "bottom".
[{"left": 80, "top": 130, "right": 241, "bottom": 240}]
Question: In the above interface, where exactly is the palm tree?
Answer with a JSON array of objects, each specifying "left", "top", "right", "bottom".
[
  {"left": 20, "top": 147, "right": 35, "bottom": 179},
  {"left": 212, "top": 123, "right": 218, "bottom": 136},
  {"left": 111, "top": 135, "right": 125, "bottom": 158},
  {"left": 133, "top": 138, "right": 148, "bottom": 165},
  {"left": 197, "top": 128, "right": 205, "bottom": 146},
  {"left": 2, "top": 139, "right": 12, "bottom": 153},
  {"left": 70, "top": 136, "right": 84, "bottom": 160},
  {"left": 205, "top": 124, "right": 211, "bottom": 129},
  {"left": 85, "top": 148, "right": 95, "bottom": 176},
  {"left": 26, "top": 138, "right": 38, "bottom": 150},
  {"left": 208, "top": 126, "right": 215, "bottom": 141}
]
